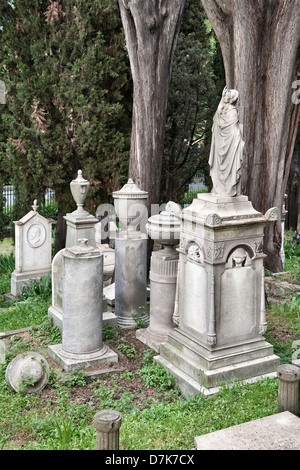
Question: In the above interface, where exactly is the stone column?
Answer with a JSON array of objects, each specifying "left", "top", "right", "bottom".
[
  {"left": 277, "top": 364, "right": 300, "bottom": 416},
  {"left": 114, "top": 230, "right": 148, "bottom": 328},
  {"left": 94, "top": 410, "right": 122, "bottom": 450},
  {"left": 48, "top": 239, "right": 118, "bottom": 371},
  {"left": 113, "top": 179, "right": 149, "bottom": 328}
]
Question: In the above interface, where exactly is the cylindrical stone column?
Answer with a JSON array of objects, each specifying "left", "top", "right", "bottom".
[
  {"left": 94, "top": 410, "right": 122, "bottom": 450},
  {"left": 115, "top": 230, "right": 148, "bottom": 328},
  {"left": 147, "top": 248, "right": 178, "bottom": 341},
  {"left": 277, "top": 364, "right": 300, "bottom": 416},
  {"left": 62, "top": 239, "right": 103, "bottom": 355}
]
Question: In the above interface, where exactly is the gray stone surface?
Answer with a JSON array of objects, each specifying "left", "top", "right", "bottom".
[
  {"left": 64, "top": 170, "right": 98, "bottom": 249},
  {"left": 209, "top": 87, "right": 244, "bottom": 197},
  {"left": 114, "top": 230, "right": 149, "bottom": 328},
  {"left": 5, "top": 351, "right": 49, "bottom": 393},
  {"left": 194, "top": 412, "right": 300, "bottom": 450},
  {"left": 156, "top": 193, "right": 280, "bottom": 395},
  {"left": 11, "top": 200, "right": 54, "bottom": 297},
  {"left": 136, "top": 206, "right": 180, "bottom": 351},
  {"left": 48, "top": 239, "right": 118, "bottom": 371}
]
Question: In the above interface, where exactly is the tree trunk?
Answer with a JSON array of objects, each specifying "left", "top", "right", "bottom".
[
  {"left": 286, "top": 146, "right": 300, "bottom": 232},
  {"left": 201, "top": 0, "right": 300, "bottom": 272},
  {"left": 118, "top": 0, "right": 186, "bottom": 213}
]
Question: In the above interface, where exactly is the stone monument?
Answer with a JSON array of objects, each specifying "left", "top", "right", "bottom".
[
  {"left": 48, "top": 170, "right": 117, "bottom": 331},
  {"left": 64, "top": 170, "right": 98, "bottom": 248},
  {"left": 10, "top": 200, "right": 54, "bottom": 297},
  {"left": 113, "top": 179, "right": 149, "bottom": 328},
  {"left": 136, "top": 202, "right": 181, "bottom": 351},
  {"left": 155, "top": 87, "right": 280, "bottom": 395},
  {"left": 48, "top": 239, "right": 118, "bottom": 371}
]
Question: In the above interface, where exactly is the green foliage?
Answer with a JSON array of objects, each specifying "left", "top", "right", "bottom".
[
  {"left": 0, "top": 0, "right": 132, "bottom": 229},
  {"left": 136, "top": 362, "right": 177, "bottom": 391},
  {"left": 161, "top": 0, "right": 225, "bottom": 203},
  {"left": 20, "top": 273, "right": 52, "bottom": 302},
  {"left": 284, "top": 293, "right": 300, "bottom": 317},
  {"left": 0, "top": 251, "right": 15, "bottom": 275}
]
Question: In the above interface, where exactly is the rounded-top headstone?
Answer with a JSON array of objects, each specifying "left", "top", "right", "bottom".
[{"left": 5, "top": 351, "right": 49, "bottom": 393}]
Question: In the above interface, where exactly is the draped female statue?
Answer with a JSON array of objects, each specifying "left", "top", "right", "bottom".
[{"left": 208, "top": 87, "right": 244, "bottom": 197}]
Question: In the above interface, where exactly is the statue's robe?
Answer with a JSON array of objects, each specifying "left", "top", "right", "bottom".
[{"left": 209, "top": 100, "right": 244, "bottom": 197}]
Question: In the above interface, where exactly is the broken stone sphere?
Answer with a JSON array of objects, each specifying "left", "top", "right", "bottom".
[{"left": 5, "top": 351, "right": 49, "bottom": 393}]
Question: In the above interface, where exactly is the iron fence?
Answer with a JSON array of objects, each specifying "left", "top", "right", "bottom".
[{"left": 2, "top": 186, "right": 57, "bottom": 227}]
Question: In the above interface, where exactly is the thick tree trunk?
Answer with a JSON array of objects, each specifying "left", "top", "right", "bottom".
[
  {"left": 201, "top": 0, "right": 300, "bottom": 272},
  {"left": 118, "top": 0, "right": 186, "bottom": 213},
  {"left": 286, "top": 146, "right": 300, "bottom": 232}
]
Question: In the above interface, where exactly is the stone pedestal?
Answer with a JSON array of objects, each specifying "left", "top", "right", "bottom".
[
  {"left": 136, "top": 205, "right": 181, "bottom": 351},
  {"left": 64, "top": 170, "right": 98, "bottom": 248},
  {"left": 155, "top": 193, "right": 281, "bottom": 396},
  {"left": 136, "top": 248, "right": 178, "bottom": 351},
  {"left": 10, "top": 200, "right": 54, "bottom": 297},
  {"left": 48, "top": 240, "right": 118, "bottom": 371},
  {"left": 115, "top": 230, "right": 149, "bottom": 328},
  {"left": 48, "top": 170, "right": 117, "bottom": 331}
]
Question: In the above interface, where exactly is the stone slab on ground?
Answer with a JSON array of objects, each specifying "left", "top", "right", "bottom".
[{"left": 194, "top": 411, "right": 300, "bottom": 450}]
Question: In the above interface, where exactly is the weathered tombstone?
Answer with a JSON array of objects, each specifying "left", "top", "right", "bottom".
[
  {"left": 155, "top": 88, "right": 280, "bottom": 395},
  {"left": 48, "top": 170, "right": 117, "bottom": 331},
  {"left": 113, "top": 179, "right": 149, "bottom": 328},
  {"left": 136, "top": 202, "right": 181, "bottom": 351},
  {"left": 48, "top": 239, "right": 118, "bottom": 371},
  {"left": 10, "top": 200, "right": 54, "bottom": 298},
  {"left": 47, "top": 248, "right": 65, "bottom": 330}
]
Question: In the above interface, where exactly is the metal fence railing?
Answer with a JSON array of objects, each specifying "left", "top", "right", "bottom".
[{"left": 2, "top": 186, "right": 57, "bottom": 227}]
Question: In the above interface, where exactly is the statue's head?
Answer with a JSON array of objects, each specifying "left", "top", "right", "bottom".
[{"left": 223, "top": 88, "right": 239, "bottom": 104}]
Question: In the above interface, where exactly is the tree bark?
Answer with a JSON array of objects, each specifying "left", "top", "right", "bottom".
[
  {"left": 201, "top": 0, "right": 300, "bottom": 272},
  {"left": 286, "top": 146, "right": 300, "bottom": 232},
  {"left": 118, "top": 0, "right": 186, "bottom": 213}
]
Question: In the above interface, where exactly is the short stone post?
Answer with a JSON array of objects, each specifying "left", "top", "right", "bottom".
[
  {"left": 277, "top": 364, "right": 300, "bottom": 416},
  {"left": 94, "top": 410, "right": 122, "bottom": 450}
]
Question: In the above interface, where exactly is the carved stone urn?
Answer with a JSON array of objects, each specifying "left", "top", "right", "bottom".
[
  {"left": 70, "top": 170, "right": 90, "bottom": 216},
  {"left": 146, "top": 208, "right": 181, "bottom": 251},
  {"left": 113, "top": 178, "right": 148, "bottom": 231}
]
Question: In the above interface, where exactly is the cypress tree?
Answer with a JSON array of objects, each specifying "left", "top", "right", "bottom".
[{"left": 0, "top": 0, "right": 132, "bottom": 249}]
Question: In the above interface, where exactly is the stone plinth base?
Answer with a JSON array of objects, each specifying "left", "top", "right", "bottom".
[
  {"left": 48, "top": 343, "right": 118, "bottom": 372},
  {"left": 11, "top": 268, "right": 51, "bottom": 298},
  {"left": 194, "top": 412, "right": 300, "bottom": 450},
  {"left": 48, "top": 306, "right": 118, "bottom": 334},
  {"left": 155, "top": 329, "right": 280, "bottom": 396},
  {"left": 136, "top": 327, "right": 170, "bottom": 353}
]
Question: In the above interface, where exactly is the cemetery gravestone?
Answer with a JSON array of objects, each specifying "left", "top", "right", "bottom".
[
  {"left": 136, "top": 202, "right": 181, "bottom": 351},
  {"left": 48, "top": 170, "right": 117, "bottom": 331},
  {"left": 48, "top": 239, "right": 118, "bottom": 371},
  {"left": 10, "top": 200, "right": 54, "bottom": 297},
  {"left": 113, "top": 179, "right": 149, "bottom": 328},
  {"left": 155, "top": 88, "right": 280, "bottom": 395}
]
